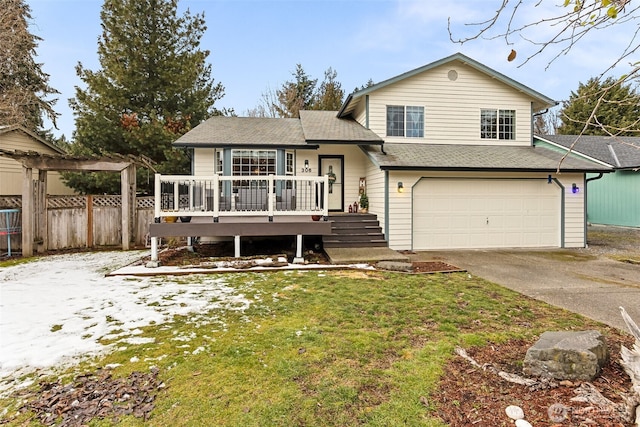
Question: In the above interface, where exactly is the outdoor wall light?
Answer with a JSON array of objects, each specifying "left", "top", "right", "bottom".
[
  {"left": 572, "top": 183, "right": 579, "bottom": 194},
  {"left": 397, "top": 181, "right": 404, "bottom": 193},
  {"left": 547, "top": 174, "right": 553, "bottom": 184},
  {"left": 302, "top": 159, "right": 310, "bottom": 173}
]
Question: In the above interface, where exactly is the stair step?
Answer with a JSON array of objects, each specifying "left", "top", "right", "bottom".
[
  {"left": 325, "top": 233, "right": 384, "bottom": 242},
  {"left": 328, "top": 214, "right": 377, "bottom": 222},
  {"left": 323, "top": 213, "right": 388, "bottom": 248},
  {"left": 323, "top": 240, "right": 388, "bottom": 248},
  {"left": 331, "top": 222, "right": 379, "bottom": 230}
]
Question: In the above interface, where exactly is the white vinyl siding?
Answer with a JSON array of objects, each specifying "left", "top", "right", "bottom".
[
  {"left": 366, "top": 62, "right": 533, "bottom": 146},
  {"left": 193, "top": 148, "right": 214, "bottom": 176},
  {"left": 558, "top": 173, "right": 586, "bottom": 247}
]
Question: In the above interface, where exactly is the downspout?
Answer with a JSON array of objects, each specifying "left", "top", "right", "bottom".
[
  {"left": 531, "top": 107, "right": 549, "bottom": 145},
  {"left": 384, "top": 170, "right": 389, "bottom": 242},
  {"left": 584, "top": 173, "right": 605, "bottom": 244}
]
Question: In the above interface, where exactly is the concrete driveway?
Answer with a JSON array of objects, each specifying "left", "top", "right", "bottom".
[{"left": 409, "top": 225, "right": 640, "bottom": 331}]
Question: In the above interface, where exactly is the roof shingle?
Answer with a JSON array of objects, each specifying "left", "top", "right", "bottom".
[
  {"left": 537, "top": 134, "right": 640, "bottom": 169},
  {"left": 173, "top": 116, "right": 307, "bottom": 147},
  {"left": 363, "top": 143, "right": 611, "bottom": 172},
  {"left": 299, "top": 110, "right": 383, "bottom": 143}
]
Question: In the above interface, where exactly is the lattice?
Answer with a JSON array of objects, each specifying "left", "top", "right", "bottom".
[
  {"left": 47, "top": 196, "right": 86, "bottom": 209},
  {"left": 0, "top": 197, "right": 21, "bottom": 209},
  {"left": 137, "top": 197, "right": 154, "bottom": 209},
  {"left": 93, "top": 195, "right": 121, "bottom": 207},
  {"left": 0, "top": 195, "right": 156, "bottom": 211}
]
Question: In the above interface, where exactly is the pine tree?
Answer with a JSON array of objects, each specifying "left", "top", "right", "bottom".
[
  {"left": 67, "top": 0, "right": 225, "bottom": 194},
  {"left": 312, "top": 67, "right": 344, "bottom": 111},
  {"left": 0, "top": 0, "right": 59, "bottom": 130},
  {"left": 274, "top": 64, "right": 317, "bottom": 118},
  {"left": 557, "top": 77, "right": 640, "bottom": 136}
]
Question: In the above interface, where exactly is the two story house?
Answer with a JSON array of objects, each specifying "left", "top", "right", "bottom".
[{"left": 159, "top": 52, "right": 609, "bottom": 255}]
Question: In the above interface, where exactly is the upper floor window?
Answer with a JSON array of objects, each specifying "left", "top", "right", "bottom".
[
  {"left": 481, "top": 109, "right": 515, "bottom": 140},
  {"left": 386, "top": 105, "right": 424, "bottom": 137}
]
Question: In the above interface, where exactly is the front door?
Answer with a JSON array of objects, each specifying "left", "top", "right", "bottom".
[{"left": 319, "top": 156, "right": 344, "bottom": 212}]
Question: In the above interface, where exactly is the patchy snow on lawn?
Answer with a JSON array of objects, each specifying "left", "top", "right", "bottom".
[{"left": 0, "top": 251, "right": 252, "bottom": 397}]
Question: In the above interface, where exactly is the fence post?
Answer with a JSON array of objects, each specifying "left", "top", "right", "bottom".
[
  {"left": 121, "top": 167, "right": 131, "bottom": 250},
  {"left": 37, "top": 170, "right": 47, "bottom": 252},
  {"left": 21, "top": 166, "right": 33, "bottom": 257},
  {"left": 87, "top": 195, "right": 93, "bottom": 248}
]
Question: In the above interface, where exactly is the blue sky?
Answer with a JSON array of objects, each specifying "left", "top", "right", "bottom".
[{"left": 28, "top": 0, "right": 633, "bottom": 139}]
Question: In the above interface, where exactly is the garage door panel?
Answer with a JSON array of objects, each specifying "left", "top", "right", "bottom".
[{"left": 413, "top": 179, "right": 561, "bottom": 250}]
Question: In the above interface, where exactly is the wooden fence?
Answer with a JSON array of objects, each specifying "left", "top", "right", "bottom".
[{"left": 0, "top": 195, "right": 154, "bottom": 254}]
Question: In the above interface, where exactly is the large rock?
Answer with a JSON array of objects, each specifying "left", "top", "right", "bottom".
[{"left": 523, "top": 330, "right": 608, "bottom": 381}]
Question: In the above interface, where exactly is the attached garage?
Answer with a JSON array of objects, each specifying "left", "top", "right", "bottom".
[{"left": 412, "top": 178, "right": 561, "bottom": 250}]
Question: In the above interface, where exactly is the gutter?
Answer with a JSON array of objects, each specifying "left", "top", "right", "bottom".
[{"left": 586, "top": 173, "right": 604, "bottom": 185}]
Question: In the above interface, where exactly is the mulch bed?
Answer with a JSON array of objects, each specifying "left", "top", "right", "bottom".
[
  {"left": 156, "top": 243, "right": 461, "bottom": 274},
  {"left": 433, "top": 334, "right": 635, "bottom": 426},
  {"left": 11, "top": 369, "right": 163, "bottom": 427}
]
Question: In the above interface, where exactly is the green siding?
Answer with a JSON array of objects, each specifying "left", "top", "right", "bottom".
[{"left": 587, "top": 170, "right": 640, "bottom": 227}]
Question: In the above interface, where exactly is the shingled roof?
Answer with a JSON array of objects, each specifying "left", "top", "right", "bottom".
[
  {"left": 174, "top": 112, "right": 383, "bottom": 148},
  {"left": 362, "top": 143, "right": 611, "bottom": 172},
  {"left": 536, "top": 134, "right": 640, "bottom": 169},
  {"left": 173, "top": 116, "right": 308, "bottom": 148},
  {"left": 299, "top": 111, "right": 383, "bottom": 144}
]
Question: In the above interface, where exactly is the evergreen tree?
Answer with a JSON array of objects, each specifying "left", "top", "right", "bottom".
[
  {"left": 557, "top": 77, "right": 640, "bottom": 136},
  {"left": 274, "top": 64, "right": 317, "bottom": 118},
  {"left": 67, "top": 0, "right": 225, "bottom": 194},
  {"left": 312, "top": 67, "right": 344, "bottom": 111},
  {"left": 0, "top": 0, "right": 59, "bottom": 130}
]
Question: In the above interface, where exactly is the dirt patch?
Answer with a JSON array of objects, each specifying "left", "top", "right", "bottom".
[
  {"left": 433, "top": 333, "right": 635, "bottom": 426},
  {"left": 412, "top": 261, "right": 461, "bottom": 273}
]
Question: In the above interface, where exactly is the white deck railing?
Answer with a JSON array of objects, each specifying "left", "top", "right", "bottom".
[{"left": 153, "top": 174, "right": 329, "bottom": 220}]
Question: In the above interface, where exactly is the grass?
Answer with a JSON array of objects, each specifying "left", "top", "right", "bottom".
[{"left": 1, "top": 268, "right": 609, "bottom": 426}]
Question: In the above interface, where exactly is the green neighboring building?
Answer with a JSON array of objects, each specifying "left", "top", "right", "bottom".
[{"left": 535, "top": 135, "right": 640, "bottom": 228}]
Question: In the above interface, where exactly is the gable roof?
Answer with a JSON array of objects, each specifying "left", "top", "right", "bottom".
[
  {"left": 174, "top": 112, "right": 384, "bottom": 148},
  {"left": 536, "top": 134, "right": 640, "bottom": 169},
  {"left": 362, "top": 143, "right": 611, "bottom": 173},
  {"left": 299, "top": 111, "right": 383, "bottom": 144},
  {"left": 338, "top": 52, "right": 557, "bottom": 118},
  {"left": 173, "top": 116, "right": 309, "bottom": 148},
  {"left": 0, "top": 124, "right": 66, "bottom": 154}
]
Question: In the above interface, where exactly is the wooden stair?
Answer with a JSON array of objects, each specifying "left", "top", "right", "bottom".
[{"left": 323, "top": 213, "right": 388, "bottom": 248}]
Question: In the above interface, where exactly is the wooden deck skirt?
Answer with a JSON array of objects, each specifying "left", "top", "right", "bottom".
[{"left": 147, "top": 216, "right": 332, "bottom": 266}]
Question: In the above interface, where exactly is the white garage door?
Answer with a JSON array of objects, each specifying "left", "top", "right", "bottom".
[{"left": 413, "top": 179, "right": 560, "bottom": 250}]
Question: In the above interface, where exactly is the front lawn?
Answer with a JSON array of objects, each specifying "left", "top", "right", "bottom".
[{"left": 1, "top": 268, "right": 621, "bottom": 426}]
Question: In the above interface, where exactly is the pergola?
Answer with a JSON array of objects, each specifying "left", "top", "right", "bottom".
[{"left": 0, "top": 149, "right": 151, "bottom": 256}]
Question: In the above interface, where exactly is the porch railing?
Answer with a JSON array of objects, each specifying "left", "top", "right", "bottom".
[{"left": 154, "top": 174, "right": 329, "bottom": 221}]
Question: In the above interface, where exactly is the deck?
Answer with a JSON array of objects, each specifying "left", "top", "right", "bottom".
[
  {"left": 148, "top": 174, "right": 331, "bottom": 265},
  {"left": 148, "top": 215, "right": 331, "bottom": 238}
]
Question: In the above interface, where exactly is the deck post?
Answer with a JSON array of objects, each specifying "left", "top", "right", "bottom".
[
  {"left": 293, "top": 234, "right": 304, "bottom": 264},
  {"left": 151, "top": 237, "right": 158, "bottom": 261},
  {"left": 234, "top": 235, "right": 241, "bottom": 258}
]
